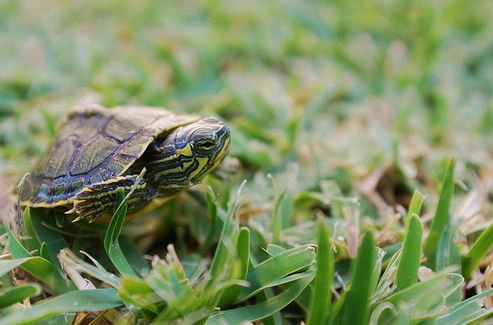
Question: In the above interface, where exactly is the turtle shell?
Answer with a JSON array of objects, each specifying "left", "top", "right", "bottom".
[{"left": 17, "top": 104, "right": 199, "bottom": 207}]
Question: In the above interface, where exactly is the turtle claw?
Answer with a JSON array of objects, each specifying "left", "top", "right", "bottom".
[{"left": 68, "top": 175, "right": 146, "bottom": 222}]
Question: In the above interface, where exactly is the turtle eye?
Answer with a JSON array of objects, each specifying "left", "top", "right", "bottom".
[{"left": 196, "top": 139, "right": 216, "bottom": 152}]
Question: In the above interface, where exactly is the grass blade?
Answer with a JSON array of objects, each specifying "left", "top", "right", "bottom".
[
  {"left": 219, "top": 226, "right": 251, "bottom": 307},
  {"left": 118, "top": 276, "right": 160, "bottom": 312},
  {"left": 463, "top": 220, "right": 493, "bottom": 280},
  {"left": 341, "top": 231, "right": 378, "bottom": 325},
  {"left": 207, "top": 181, "right": 245, "bottom": 285},
  {"left": 237, "top": 244, "right": 316, "bottom": 302},
  {"left": 404, "top": 190, "right": 426, "bottom": 229},
  {"left": 29, "top": 208, "right": 71, "bottom": 273},
  {"left": 423, "top": 157, "right": 456, "bottom": 270},
  {"left": 395, "top": 214, "right": 423, "bottom": 291},
  {"left": 437, "top": 222, "right": 461, "bottom": 305},
  {"left": 5, "top": 222, "right": 68, "bottom": 293},
  {"left": 306, "top": 218, "right": 334, "bottom": 325},
  {"left": 0, "top": 258, "right": 31, "bottom": 277},
  {"left": 0, "top": 288, "right": 123, "bottom": 325},
  {"left": 435, "top": 288, "right": 493, "bottom": 325},
  {"left": 271, "top": 186, "right": 287, "bottom": 244},
  {"left": 103, "top": 168, "right": 146, "bottom": 277},
  {"left": 104, "top": 187, "right": 127, "bottom": 250},
  {"left": 0, "top": 284, "right": 41, "bottom": 308},
  {"left": 5, "top": 222, "right": 31, "bottom": 258},
  {"left": 58, "top": 248, "right": 121, "bottom": 288},
  {"left": 381, "top": 270, "right": 463, "bottom": 321},
  {"left": 206, "top": 273, "right": 314, "bottom": 325},
  {"left": 118, "top": 236, "right": 150, "bottom": 275},
  {"left": 104, "top": 188, "right": 137, "bottom": 277},
  {"left": 20, "top": 207, "right": 41, "bottom": 253},
  {"left": 194, "top": 181, "right": 245, "bottom": 324},
  {"left": 199, "top": 189, "right": 219, "bottom": 254}
]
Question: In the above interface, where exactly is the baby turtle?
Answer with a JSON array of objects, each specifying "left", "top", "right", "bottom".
[{"left": 14, "top": 104, "right": 231, "bottom": 222}]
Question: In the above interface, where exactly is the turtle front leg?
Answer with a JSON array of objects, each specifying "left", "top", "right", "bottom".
[{"left": 67, "top": 175, "right": 148, "bottom": 222}]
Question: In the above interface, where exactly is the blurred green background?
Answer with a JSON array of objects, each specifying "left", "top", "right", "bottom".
[
  {"left": 3, "top": 0, "right": 493, "bottom": 323},
  {"left": 2, "top": 0, "right": 493, "bottom": 236}
]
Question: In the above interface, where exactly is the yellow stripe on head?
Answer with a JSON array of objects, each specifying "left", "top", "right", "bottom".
[{"left": 175, "top": 143, "right": 193, "bottom": 158}]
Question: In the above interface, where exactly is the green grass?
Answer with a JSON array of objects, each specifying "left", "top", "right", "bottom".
[{"left": 2, "top": 0, "right": 493, "bottom": 324}]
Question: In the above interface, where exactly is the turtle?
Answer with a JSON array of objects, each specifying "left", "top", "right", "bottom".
[{"left": 13, "top": 104, "right": 232, "bottom": 222}]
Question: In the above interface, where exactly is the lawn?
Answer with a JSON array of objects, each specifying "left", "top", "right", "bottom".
[{"left": 2, "top": 0, "right": 493, "bottom": 324}]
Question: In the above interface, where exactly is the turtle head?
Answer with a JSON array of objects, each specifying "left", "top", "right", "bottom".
[{"left": 150, "top": 117, "right": 231, "bottom": 191}]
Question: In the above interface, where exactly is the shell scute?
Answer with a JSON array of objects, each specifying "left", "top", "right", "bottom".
[
  {"left": 105, "top": 112, "right": 155, "bottom": 141},
  {"left": 69, "top": 134, "right": 119, "bottom": 176},
  {"left": 89, "top": 171, "right": 107, "bottom": 184},
  {"left": 118, "top": 130, "right": 154, "bottom": 158},
  {"left": 70, "top": 178, "right": 85, "bottom": 194},
  {"left": 58, "top": 111, "right": 107, "bottom": 144},
  {"left": 106, "top": 160, "right": 128, "bottom": 177},
  {"left": 40, "top": 136, "right": 77, "bottom": 178}
]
